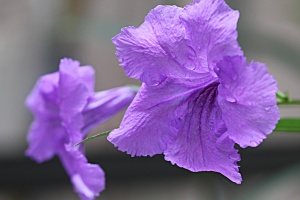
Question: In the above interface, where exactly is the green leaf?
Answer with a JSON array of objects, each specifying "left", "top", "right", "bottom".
[
  {"left": 276, "top": 91, "right": 300, "bottom": 105},
  {"left": 274, "top": 118, "right": 300, "bottom": 133},
  {"left": 75, "top": 130, "right": 111, "bottom": 146}
]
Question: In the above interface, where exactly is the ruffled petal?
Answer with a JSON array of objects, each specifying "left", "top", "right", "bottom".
[
  {"left": 82, "top": 86, "right": 137, "bottom": 135},
  {"left": 164, "top": 83, "right": 241, "bottom": 184},
  {"left": 216, "top": 56, "right": 279, "bottom": 148},
  {"left": 59, "top": 144, "right": 105, "bottom": 200},
  {"left": 58, "top": 58, "right": 93, "bottom": 143},
  {"left": 25, "top": 120, "right": 65, "bottom": 162},
  {"left": 59, "top": 58, "right": 95, "bottom": 94},
  {"left": 112, "top": 5, "right": 199, "bottom": 86},
  {"left": 181, "top": 0, "right": 242, "bottom": 74},
  {"left": 26, "top": 73, "right": 59, "bottom": 119},
  {"left": 108, "top": 84, "right": 181, "bottom": 156},
  {"left": 25, "top": 72, "right": 64, "bottom": 162},
  {"left": 78, "top": 65, "right": 95, "bottom": 94},
  {"left": 108, "top": 75, "right": 216, "bottom": 157}
]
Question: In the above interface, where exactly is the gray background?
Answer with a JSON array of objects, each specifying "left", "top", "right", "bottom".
[{"left": 0, "top": 0, "right": 299, "bottom": 199}]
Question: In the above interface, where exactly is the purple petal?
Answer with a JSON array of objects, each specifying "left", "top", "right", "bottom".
[
  {"left": 25, "top": 120, "right": 65, "bottom": 162},
  {"left": 58, "top": 58, "right": 93, "bottom": 143},
  {"left": 108, "top": 75, "right": 216, "bottom": 157},
  {"left": 112, "top": 5, "right": 199, "bottom": 86},
  {"left": 59, "top": 58, "right": 96, "bottom": 94},
  {"left": 82, "top": 86, "right": 137, "bottom": 135},
  {"left": 181, "top": 0, "right": 242, "bottom": 74},
  {"left": 108, "top": 83, "right": 181, "bottom": 156},
  {"left": 78, "top": 65, "right": 96, "bottom": 94},
  {"left": 59, "top": 144, "right": 105, "bottom": 200},
  {"left": 164, "top": 83, "right": 241, "bottom": 184},
  {"left": 216, "top": 56, "right": 279, "bottom": 148},
  {"left": 25, "top": 73, "right": 63, "bottom": 162},
  {"left": 26, "top": 73, "right": 59, "bottom": 119}
]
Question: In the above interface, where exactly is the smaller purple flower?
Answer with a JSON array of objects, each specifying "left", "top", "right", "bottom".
[{"left": 25, "top": 58, "right": 136, "bottom": 199}]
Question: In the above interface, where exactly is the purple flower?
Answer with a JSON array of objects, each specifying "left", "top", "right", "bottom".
[
  {"left": 108, "top": 0, "right": 279, "bottom": 183},
  {"left": 25, "top": 58, "right": 136, "bottom": 199}
]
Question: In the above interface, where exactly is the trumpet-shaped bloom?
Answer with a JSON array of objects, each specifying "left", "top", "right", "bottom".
[
  {"left": 108, "top": 0, "right": 279, "bottom": 183},
  {"left": 26, "top": 58, "right": 136, "bottom": 199}
]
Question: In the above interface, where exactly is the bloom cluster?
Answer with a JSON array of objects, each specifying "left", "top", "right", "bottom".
[{"left": 108, "top": 0, "right": 279, "bottom": 184}]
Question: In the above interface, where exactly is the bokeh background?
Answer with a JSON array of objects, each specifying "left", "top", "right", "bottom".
[{"left": 0, "top": 0, "right": 300, "bottom": 199}]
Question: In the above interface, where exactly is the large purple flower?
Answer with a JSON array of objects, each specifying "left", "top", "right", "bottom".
[
  {"left": 108, "top": 0, "right": 279, "bottom": 183},
  {"left": 26, "top": 58, "right": 136, "bottom": 199}
]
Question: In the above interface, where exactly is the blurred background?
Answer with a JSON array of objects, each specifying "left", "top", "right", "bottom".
[{"left": 0, "top": 0, "right": 300, "bottom": 199}]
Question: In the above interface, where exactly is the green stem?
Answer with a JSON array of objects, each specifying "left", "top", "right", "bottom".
[
  {"left": 75, "top": 130, "right": 111, "bottom": 146},
  {"left": 277, "top": 100, "right": 300, "bottom": 105}
]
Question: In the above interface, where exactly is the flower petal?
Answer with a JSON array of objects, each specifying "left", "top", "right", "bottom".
[
  {"left": 59, "top": 144, "right": 105, "bottom": 200},
  {"left": 25, "top": 73, "right": 63, "bottom": 162},
  {"left": 78, "top": 65, "right": 95, "bottom": 94},
  {"left": 58, "top": 58, "right": 93, "bottom": 143},
  {"left": 26, "top": 73, "right": 59, "bottom": 119},
  {"left": 59, "top": 58, "right": 95, "bottom": 95},
  {"left": 164, "top": 83, "right": 241, "bottom": 184},
  {"left": 25, "top": 120, "right": 64, "bottom": 162},
  {"left": 108, "top": 75, "right": 216, "bottom": 157},
  {"left": 112, "top": 5, "right": 198, "bottom": 86},
  {"left": 181, "top": 0, "right": 242, "bottom": 74},
  {"left": 108, "top": 84, "right": 180, "bottom": 156},
  {"left": 216, "top": 56, "right": 279, "bottom": 148},
  {"left": 82, "top": 86, "right": 137, "bottom": 135}
]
